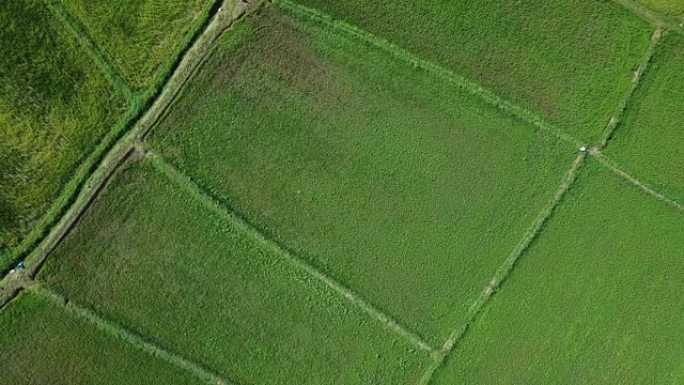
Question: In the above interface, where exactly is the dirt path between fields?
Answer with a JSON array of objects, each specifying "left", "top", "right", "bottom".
[
  {"left": 599, "top": 27, "right": 663, "bottom": 149},
  {"left": 593, "top": 154, "right": 683, "bottom": 213}
]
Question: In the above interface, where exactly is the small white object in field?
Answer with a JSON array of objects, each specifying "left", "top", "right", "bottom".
[
  {"left": 8, "top": 269, "right": 15, "bottom": 275},
  {"left": 218, "top": 7, "right": 222, "bottom": 13},
  {"left": 579, "top": 146, "right": 587, "bottom": 152}
]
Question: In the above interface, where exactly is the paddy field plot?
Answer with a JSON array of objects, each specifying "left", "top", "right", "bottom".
[
  {"left": 0, "top": 291, "right": 204, "bottom": 385},
  {"left": 40, "top": 159, "right": 431, "bottom": 385},
  {"left": 638, "top": 0, "right": 684, "bottom": 17},
  {"left": 148, "top": 5, "right": 575, "bottom": 344},
  {"left": 605, "top": 33, "right": 684, "bottom": 203},
  {"left": 0, "top": 0, "right": 126, "bottom": 252},
  {"left": 293, "top": 0, "right": 653, "bottom": 142},
  {"left": 430, "top": 159, "right": 684, "bottom": 385},
  {"left": 60, "top": 0, "right": 211, "bottom": 89}
]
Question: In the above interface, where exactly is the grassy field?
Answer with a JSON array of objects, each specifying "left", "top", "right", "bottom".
[
  {"left": 0, "top": 0, "right": 126, "bottom": 252},
  {"left": 64, "top": 0, "right": 212, "bottom": 89},
  {"left": 293, "top": 0, "right": 652, "bottom": 143},
  {"left": 147, "top": 6, "right": 576, "bottom": 344},
  {"left": 639, "top": 0, "right": 684, "bottom": 16},
  {"left": 605, "top": 33, "right": 684, "bottom": 203},
  {"left": 0, "top": 291, "right": 205, "bottom": 385},
  {"left": 431, "top": 159, "right": 684, "bottom": 385},
  {"left": 40, "top": 158, "right": 431, "bottom": 385},
  {"left": 61, "top": 0, "right": 211, "bottom": 90},
  {"left": 2, "top": 0, "right": 683, "bottom": 383}
]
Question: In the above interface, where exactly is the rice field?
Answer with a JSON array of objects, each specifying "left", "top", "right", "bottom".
[
  {"left": 60, "top": 0, "right": 212, "bottom": 90},
  {"left": 0, "top": 0, "right": 126, "bottom": 253},
  {"left": 0, "top": 291, "right": 205, "bottom": 385},
  {"left": 638, "top": 0, "right": 684, "bottom": 16},
  {"left": 40, "top": 159, "right": 431, "bottom": 385},
  {"left": 147, "top": 5, "right": 575, "bottom": 344},
  {"left": 1, "top": 0, "right": 683, "bottom": 384},
  {"left": 293, "top": 0, "right": 653, "bottom": 142},
  {"left": 430, "top": 159, "right": 684, "bottom": 385},
  {"left": 605, "top": 33, "right": 684, "bottom": 203}
]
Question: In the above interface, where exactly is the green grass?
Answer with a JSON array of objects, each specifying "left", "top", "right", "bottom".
[
  {"left": 431, "top": 159, "right": 684, "bottom": 385},
  {"left": 0, "top": 291, "right": 205, "bottom": 385},
  {"left": 40, "top": 159, "right": 431, "bottom": 385},
  {"left": 147, "top": 6, "right": 575, "bottom": 344},
  {"left": 605, "top": 33, "right": 684, "bottom": 203},
  {"left": 61, "top": 0, "right": 210, "bottom": 90},
  {"left": 0, "top": 0, "right": 126, "bottom": 251},
  {"left": 293, "top": 0, "right": 653, "bottom": 142},
  {"left": 638, "top": 0, "right": 684, "bottom": 16}
]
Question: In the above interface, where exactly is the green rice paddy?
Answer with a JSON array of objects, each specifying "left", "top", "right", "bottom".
[
  {"left": 294, "top": 0, "right": 653, "bottom": 142},
  {"left": 1, "top": 0, "right": 682, "bottom": 384},
  {"left": 605, "top": 33, "right": 684, "bottom": 203},
  {"left": 0, "top": 291, "right": 205, "bottom": 385},
  {"left": 431, "top": 159, "right": 684, "bottom": 385},
  {"left": 148, "top": 6, "right": 575, "bottom": 344},
  {"left": 41, "top": 159, "right": 431, "bottom": 385}
]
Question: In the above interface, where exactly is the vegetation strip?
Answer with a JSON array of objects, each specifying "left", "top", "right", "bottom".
[
  {"left": 0, "top": 271, "right": 29, "bottom": 311},
  {"left": 33, "top": 285, "right": 233, "bottom": 385},
  {"left": 43, "top": 0, "right": 132, "bottom": 100},
  {"left": 612, "top": 0, "right": 684, "bottom": 34},
  {"left": 593, "top": 154, "right": 683, "bottom": 214},
  {"left": 599, "top": 27, "right": 663, "bottom": 148},
  {"left": 418, "top": 152, "right": 587, "bottom": 385},
  {"left": 22, "top": 0, "right": 252, "bottom": 280},
  {"left": 278, "top": 0, "right": 582, "bottom": 147},
  {"left": 146, "top": 151, "right": 437, "bottom": 357}
]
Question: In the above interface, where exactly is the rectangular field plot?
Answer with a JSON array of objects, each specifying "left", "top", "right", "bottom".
[
  {"left": 0, "top": 0, "right": 126, "bottom": 251},
  {"left": 293, "top": 0, "right": 653, "bottom": 142},
  {"left": 0, "top": 291, "right": 204, "bottom": 385},
  {"left": 638, "top": 0, "right": 684, "bottom": 17},
  {"left": 431, "top": 159, "right": 684, "bottom": 385},
  {"left": 605, "top": 33, "right": 684, "bottom": 203},
  {"left": 40, "top": 159, "right": 431, "bottom": 385},
  {"left": 147, "top": 6, "right": 575, "bottom": 344},
  {"left": 60, "top": 0, "right": 211, "bottom": 89}
]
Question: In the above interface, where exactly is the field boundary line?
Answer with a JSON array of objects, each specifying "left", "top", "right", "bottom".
[
  {"left": 139, "top": 0, "right": 267, "bottom": 142},
  {"left": 20, "top": 0, "right": 254, "bottom": 280},
  {"left": 417, "top": 152, "right": 587, "bottom": 385},
  {"left": 278, "top": 0, "right": 582, "bottom": 148},
  {"left": 43, "top": 0, "right": 133, "bottom": 101},
  {"left": 0, "top": 271, "right": 31, "bottom": 311},
  {"left": 593, "top": 154, "right": 683, "bottom": 213},
  {"left": 32, "top": 284, "right": 236, "bottom": 385},
  {"left": 26, "top": 148, "right": 136, "bottom": 278},
  {"left": 612, "top": 0, "right": 684, "bottom": 35},
  {"left": 598, "top": 27, "right": 663, "bottom": 149},
  {"left": 145, "top": 151, "right": 437, "bottom": 357}
]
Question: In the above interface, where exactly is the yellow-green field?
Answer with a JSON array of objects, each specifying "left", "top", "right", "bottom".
[
  {"left": 60, "top": 0, "right": 212, "bottom": 90},
  {"left": 0, "top": 0, "right": 126, "bottom": 252}
]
